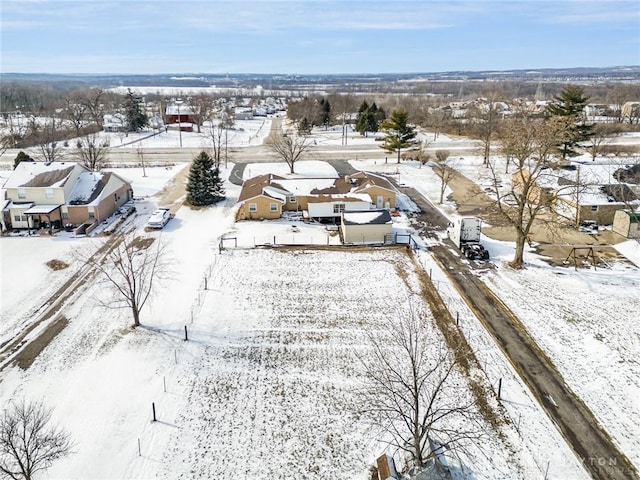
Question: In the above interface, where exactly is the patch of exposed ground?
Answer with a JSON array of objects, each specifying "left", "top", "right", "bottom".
[
  {"left": 14, "top": 316, "right": 69, "bottom": 370},
  {"left": 46, "top": 259, "right": 70, "bottom": 270}
]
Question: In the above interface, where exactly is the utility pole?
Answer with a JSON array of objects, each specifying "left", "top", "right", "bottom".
[{"left": 176, "top": 100, "right": 183, "bottom": 148}]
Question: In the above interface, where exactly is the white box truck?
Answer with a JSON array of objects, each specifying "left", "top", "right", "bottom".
[{"left": 447, "top": 217, "right": 489, "bottom": 261}]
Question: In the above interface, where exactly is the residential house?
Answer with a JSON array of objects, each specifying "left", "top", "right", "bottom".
[
  {"left": 341, "top": 209, "right": 393, "bottom": 244},
  {"left": 166, "top": 104, "right": 196, "bottom": 132},
  {"left": 2, "top": 161, "right": 133, "bottom": 232},
  {"left": 103, "top": 113, "right": 127, "bottom": 132},
  {"left": 236, "top": 172, "right": 396, "bottom": 221}
]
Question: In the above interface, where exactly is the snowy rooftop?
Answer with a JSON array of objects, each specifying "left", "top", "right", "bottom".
[
  {"left": 343, "top": 210, "right": 392, "bottom": 225},
  {"left": 67, "top": 171, "right": 105, "bottom": 206},
  {"left": 2, "top": 161, "right": 81, "bottom": 189},
  {"left": 273, "top": 178, "right": 341, "bottom": 195}
]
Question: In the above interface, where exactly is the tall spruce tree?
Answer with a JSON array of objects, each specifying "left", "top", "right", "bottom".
[
  {"left": 380, "top": 108, "right": 417, "bottom": 163},
  {"left": 545, "top": 85, "right": 594, "bottom": 159},
  {"left": 186, "top": 151, "right": 225, "bottom": 206},
  {"left": 124, "top": 88, "right": 149, "bottom": 132}
]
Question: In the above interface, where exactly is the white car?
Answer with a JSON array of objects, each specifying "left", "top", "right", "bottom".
[{"left": 147, "top": 208, "right": 171, "bottom": 229}]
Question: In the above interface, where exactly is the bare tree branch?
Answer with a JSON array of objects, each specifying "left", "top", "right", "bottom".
[
  {"left": 267, "top": 133, "right": 313, "bottom": 174},
  {"left": 83, "top": 232, "right": 172, "bottom": 327},
  {"left": 0, "top": 399, "right": 72, "bottom": 480}
]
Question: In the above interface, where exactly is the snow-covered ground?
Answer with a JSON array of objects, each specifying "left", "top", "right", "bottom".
[{"left": 1, "top": 123, "right": 638, "bottom": 479}]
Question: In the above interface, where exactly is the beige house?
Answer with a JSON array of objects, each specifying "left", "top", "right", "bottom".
[
  {"left": 341, "top": 209, "right": 393, "bottom": 244},
  {"left": 236, "top": 171, "right": 396, "bottom": 221},
  {"left": 2, "top": 161, "right": 133, "bottom": 232},
  {"left": 612, "top": 209, "right": 640, "bottom": 238}
]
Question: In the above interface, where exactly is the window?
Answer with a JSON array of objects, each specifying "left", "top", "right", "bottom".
[
  {"left": 248, "top": 203, "right": 258, "bottom": 212},
  {"left": 45, "top": 188, "right": 54, "bottom": 199},
  {"left": 61, "top": 212, "right": 68, "bottom": 219},
  {"left": 333, "top": 203, "right": 346, "bottom": 214},
  {"left": 270, "top": 203, "right": 279, "bottom": 212},
  {"left": 289, "top": 196, "right": 296, "bottom": 203},
  {"left": 591, "top": 205, "right": 599, "bottom": 212},
  {"left": 18, "top": 188, "right": 26, "bottom": 199},
  {"left": 88, "top": 212, "right": 95, "bottom": 218},
  {"left": 21, "top": 215, "right": 28, "bottom": 221},
  {"left": 14, "top": 215, "right": 20, "bottom": 222}
]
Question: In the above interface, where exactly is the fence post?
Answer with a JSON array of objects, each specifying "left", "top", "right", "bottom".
[
  {"left": 498, "top": 378, "right": 502, "bottom": 400},
  {"left": 184, "top": 325, "right": 188, "bottom": 341},
  {"left": 138, "top": 438, "right": 141, "bottom": 456},
  {"left": 163, "top": 376, "right": 167, "bottom": 393},
  {"left": 152, "top": 402, "right": 156, "bottom": 422}
]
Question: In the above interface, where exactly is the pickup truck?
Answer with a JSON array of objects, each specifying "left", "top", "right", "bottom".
[{"left": 147, "top": 208, "right": 171, "bottom": 229}]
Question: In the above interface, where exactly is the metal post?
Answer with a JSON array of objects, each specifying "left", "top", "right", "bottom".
[
  {"left": 456, "top": 312, "right": 459, "bottom": 326},
  {"left": 184, "top": 325, "right": 188, "bottom": 341},
  {"left": 498, "top": 378, "right": 502, "bottom": 400},
  {"left": 163, "top": 376, "right": 167, "bottom": 393},
  {"left": 138, "top": 438, "right": 141, "bottom": 456},
  {"left": 152, "top": 402, "right": 156, "bottom": 422},
  {"left": 204, "top": 276, "right": 208, "bottom": 290}
]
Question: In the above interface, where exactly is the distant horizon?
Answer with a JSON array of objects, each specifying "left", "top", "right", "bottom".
[
  {"left": 2, "top": 1, "right": 638, "bottom": 75},
  {"left": 3, "top": 65, "right": 639, "bottom": 77}
]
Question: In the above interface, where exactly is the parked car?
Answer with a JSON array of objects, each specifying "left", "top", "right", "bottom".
[{"left": 147, "top": 208, "right": 171, "bottom": 229}]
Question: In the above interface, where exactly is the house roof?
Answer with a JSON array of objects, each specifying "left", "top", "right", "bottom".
[
  {"left": 67, "top": 171, "right": 127, "bottom": 206},
  {"left": 238, "top": 171, "right": 394, "bottom": 206},
  {"left": 238, "top": 174, "right": 286, "bottom": 202},
  {"left": 342, "top": 209, "right": 393, "bottom": 225},
  {"left": 24, "top": 204, "right": 61, "bottom": 214},
  {"left": 3, "top": 162, "right": 85, "bottom": 189},
  {"left": 306, "top": 194, "right": 372, "bottom": 204}
]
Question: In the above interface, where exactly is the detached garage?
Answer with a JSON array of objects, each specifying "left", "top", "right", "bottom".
[{"left": 341, "top": 209, "right": 393, "bottom": 244}]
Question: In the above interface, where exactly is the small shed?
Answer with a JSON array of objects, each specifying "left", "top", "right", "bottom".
[
  {"left": 612, "top": 209, "right": 640, "bottom": 239},
  {"left": 341, "top": 209, "right": 393, "bottom": 244}
]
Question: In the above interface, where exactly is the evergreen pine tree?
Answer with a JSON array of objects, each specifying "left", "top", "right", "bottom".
[
  {"left": 545, "top": 85, "right": 594, "bottom": 159},
  {"left": 380, "top": 108, "right": 417, "bottom": 163},
  {"left": 124, "top": 88, "right": 149, "bottom": 132},
  {"left": 355, "top": 101, "right": 370, "bottom": 136},
  {"left": 320, "top": 98, "right": 331, "bottom": 128},
  {"left": 13, "top": 151, "right": 34, "bottom": 169},
  {"left": 298, "top": 117, "right": 312, "bottom": 135},
  {"left": 186, "top": 151, "right": 226, "bottom": 206}
]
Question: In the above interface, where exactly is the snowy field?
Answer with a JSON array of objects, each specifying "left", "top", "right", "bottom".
[{"left": 1, "top": 122, "right": 639, "bottom": 478}]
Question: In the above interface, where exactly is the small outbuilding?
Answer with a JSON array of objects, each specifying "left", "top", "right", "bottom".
[
  {"left": 341, "top": 209, "right": 393, "bottom": 244},
  {"left": 612, "top": 209, "right": 640, "bottom": 239}
]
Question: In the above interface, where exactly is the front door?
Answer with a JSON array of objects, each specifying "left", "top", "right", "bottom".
[{"left": 376, "top": 195, "right": 384, "bottom": 208}]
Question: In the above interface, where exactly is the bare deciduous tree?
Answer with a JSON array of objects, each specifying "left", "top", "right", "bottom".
[
  {"left": 76, "top": 133, "right": 109, "bottom": 171},
  {"left": 433, "top": 149, "right": 456, "bottom": 204},
  {"left": 80, "top": 88, "right": 107, "bottom": 130},
  {"left": 493, "top": 116, "right": 579, "bottom": 268},
  {"left": 268, "top": 133, "right": 313, "bottom": 174},
  {"left": 62, "top": 91, "right": 87, "bottom": 135},
  {"left": 190, "top": 94, "right": 217, "bottom": 133},
  {"left": 358, "top": 301, "right": 483, "bottom": 472},
  {"left": 0, "top": 399, "right": 72, "bottom": 480},
  {"left": 29, "top": 114, "right": 68, "bottom": 163},
  {"left": 86, "top": 232, "right": 171, "bottom": 327},
  {"left": 205, "top": 121, "right": 227, "bottom": 169}
]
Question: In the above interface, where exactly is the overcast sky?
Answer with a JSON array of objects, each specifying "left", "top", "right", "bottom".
[{"left": 1, "top": 0, "right": 638, "bottom": 75}]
